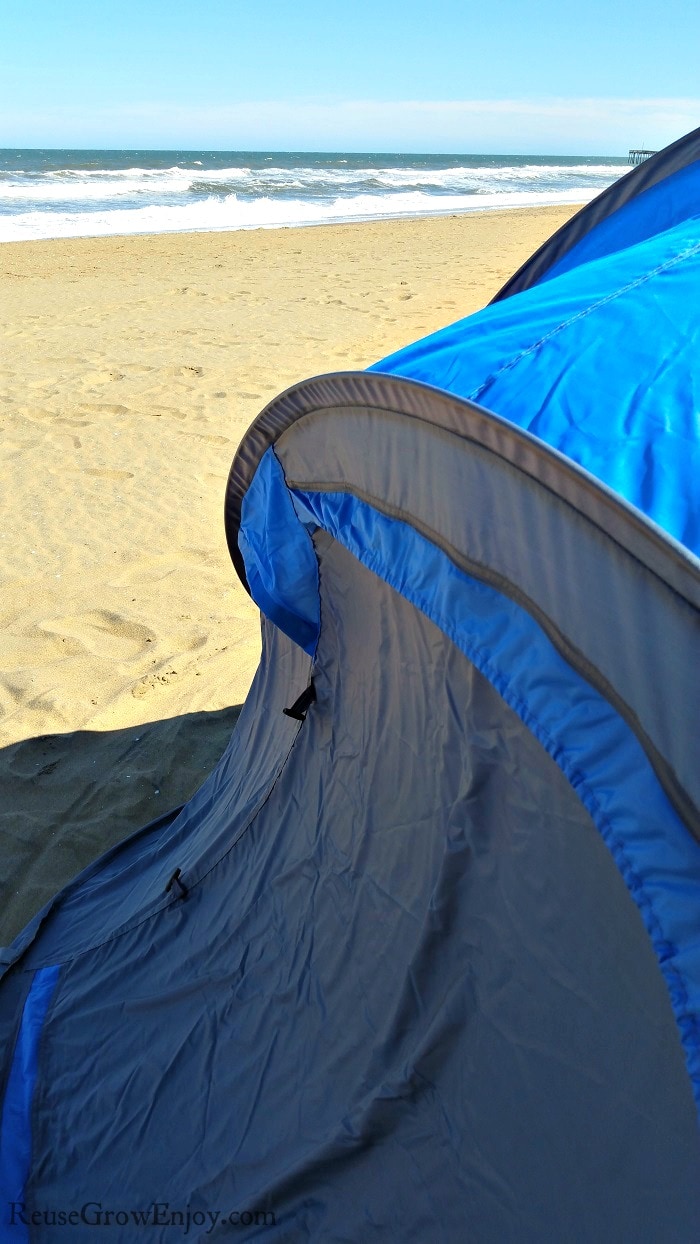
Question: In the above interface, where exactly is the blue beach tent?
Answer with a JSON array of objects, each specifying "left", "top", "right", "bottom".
[{"left": 2, "top": 129, "right": 700, "bottom": 1242}]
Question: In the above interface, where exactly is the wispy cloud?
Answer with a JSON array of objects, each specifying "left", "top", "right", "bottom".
[{"left": 3, "top": 97, "right": 698, "bottom": 152}]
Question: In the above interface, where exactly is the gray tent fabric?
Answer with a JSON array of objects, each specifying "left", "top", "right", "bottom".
[{"left": 4, "top": 538, "right": 700, "bottom": 1242}]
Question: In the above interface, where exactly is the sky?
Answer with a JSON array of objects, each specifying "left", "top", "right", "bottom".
[{"left": 1, "top": 0, "right": 699, "bottom": 153}]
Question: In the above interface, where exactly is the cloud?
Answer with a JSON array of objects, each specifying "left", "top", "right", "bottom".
[{"left": 2, "top": 97, "right": 698, "bottom": 153}]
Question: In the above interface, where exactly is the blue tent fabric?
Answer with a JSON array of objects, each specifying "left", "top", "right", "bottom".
[
  {"left": 239, "top": 447, "right": 320, "bottom": 655},
  {"left": 534, "top": 159, "right": 700, "bottom": 284},
  {"left": 0, "top": 965, "right": 59, "bottom": 1242},
  {"left": 371, "top": 214, "right": 700, "bottom": 557},
  {"left": 490, "top": 126, "right": 700, "bottom": 301},
  {"left": 2, "top": 131, "right": 700, "bottom": 1242}
]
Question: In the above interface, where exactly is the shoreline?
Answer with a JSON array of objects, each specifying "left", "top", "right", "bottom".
[
  {"left": 0, "top": 197, "right": 589, "bottom": 246},
  {"left": 0, "top": 203, "right": 580, "bottom": 942}
]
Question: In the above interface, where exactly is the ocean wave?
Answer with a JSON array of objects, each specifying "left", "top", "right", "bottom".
[
  {"left": 310, "top": 163, "right": 626, "bottom": 187},
  {"left": 3, "top": 161, "right": 625, "bottom": 181},
  {"left": 0, "top": 176, "right": 197, "bottom": 201},
  {"left": 0, "top": 186, "right": 601, "bottom": 243},
  {"left": 0, "top": 160, "right": 626, "bottom": 206}
]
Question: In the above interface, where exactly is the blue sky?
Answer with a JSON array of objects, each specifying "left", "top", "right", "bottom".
[{"left": 2, "top": 0, "right": 699, "bottom": 152}]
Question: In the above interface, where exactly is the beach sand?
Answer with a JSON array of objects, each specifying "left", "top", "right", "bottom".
[{"left": 0, "top": 204, "right": 578, "bottom": 943}]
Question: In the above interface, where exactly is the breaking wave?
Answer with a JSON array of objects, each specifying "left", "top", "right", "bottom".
[{"left": 0, "top": 151, "right": 629, "bottom": 241}]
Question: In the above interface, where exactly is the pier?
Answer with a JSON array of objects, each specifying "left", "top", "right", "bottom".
[{"left": 628, "top": 149, "right": 657, "bottom": 166}]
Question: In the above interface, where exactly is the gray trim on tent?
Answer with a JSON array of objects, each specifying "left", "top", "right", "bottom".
[
  {"left": 489, "top": 125, "right": 700, "bottom": 302},
  {"left": 225, "top": 371, "right": 700, "bottom": 841},
  {"left": 225, "top": 372, "right": 700, "bottom": 606}
]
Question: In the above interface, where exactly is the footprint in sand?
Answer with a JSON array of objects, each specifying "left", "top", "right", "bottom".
[
  {"left": 82, "top": 468, "right": 134, "bottom": 480},
  {"left": 78, "top": 403, "right": 129, "bottom": 415},
  {"left": 25, "top": 378, "right": 58, "bottom": 391},
  {"left": 24, "top": 411, "right": 90, "bottom": 428},
  {"left": 45, "top": 611, "right": 156, "bottom": 661},
  {"left": 147, "top": 405, "right": 188, "bottom": 420},
  {"left": 84, "top": 370, "right": 126, "bottom": 384},
  {"left": 176, "top": 430, "right": 231, "bottom": 445},
  {"left": 131, "top": 668, "right": 180, "bottom": 699},
  {"left": 0, "top": 678, "right": 33, "bottom": 714},
  {"left": 163, "top": 365, "right": 204, "bottom": 378}
]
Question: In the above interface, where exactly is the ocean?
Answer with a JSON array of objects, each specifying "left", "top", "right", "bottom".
[{"left": 0, "top": 149, "right": 631, "bottom": 243}]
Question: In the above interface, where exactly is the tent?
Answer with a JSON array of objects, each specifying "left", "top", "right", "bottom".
[{"left": 2, "top": 129, "right": 700, "bottom": 1242}]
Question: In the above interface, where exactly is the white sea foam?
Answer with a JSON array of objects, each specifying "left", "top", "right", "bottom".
[
  {"left": 0, "top": 186, "right": 604, "bottom": 243},
  {"left": 0, "top": 161, "right": 627, "bottom": 205},
  {"left": 66, "top": 165, "right": 194, "bottom": 177},
  {"left": 304, "top": 163, "right": 625, "bottom": 187},
  {"left": 0, "top": 176, "right": 195, "bottom": 201}
]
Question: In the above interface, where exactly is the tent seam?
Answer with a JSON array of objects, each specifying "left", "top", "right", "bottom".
[
  {"left": 348, "top": 538, "right": 700, "bottom": 1099},
  {"left": 287, "top": 476, "right": 699, "bottom": 839},
  {"left": 467, "top": 240, "right": 700, "bottom": 405},
  {"left": 283, "top": 412, "right": 700, "bottom": 602}
]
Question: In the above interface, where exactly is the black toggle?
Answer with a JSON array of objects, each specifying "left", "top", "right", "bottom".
[
  {"left": 283, "top": 679, "right": 316, "bottom": 722},
  {"left": 165, "top": 867, "right": 188, "bottom": 899}
]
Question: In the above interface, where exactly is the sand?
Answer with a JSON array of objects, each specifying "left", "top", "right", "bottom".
[{"left": 0, "top": 204, "right": 578, "bottom": 944}]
